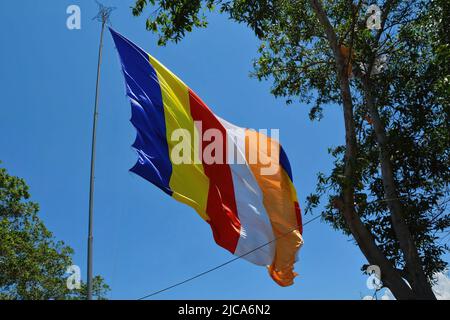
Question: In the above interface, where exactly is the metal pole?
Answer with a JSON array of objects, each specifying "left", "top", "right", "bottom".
[
  {"left": 87, "top": 17, "right": 106, "bottom": 301},
  {"left": 87, "top": 1, "right": 115, "bottom": 301}
]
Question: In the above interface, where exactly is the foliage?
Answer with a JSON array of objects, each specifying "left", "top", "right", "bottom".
[
  {"left": 0, "top": 164, "right": 110, "bottom": 300},
  {"left": 131, "top": 0, "right": 449, "bottom": 297},
  {"left": 307, "top": 0, "right": 450, "bottom": 279}
]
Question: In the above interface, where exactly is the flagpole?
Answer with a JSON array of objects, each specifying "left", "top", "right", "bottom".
[{"left": 88, "top": 2, "right": 114, "bottom": 300}]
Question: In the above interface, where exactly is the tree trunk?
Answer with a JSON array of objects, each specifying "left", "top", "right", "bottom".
[
  {"left": 361, "top": 78, "right": 436, "bottom": 299},
  {"left": 336, "top": 55, "right": 414, "bottom": 300},
  {"left": 308, "top": 0, "right": 431, "bottom": 299}
]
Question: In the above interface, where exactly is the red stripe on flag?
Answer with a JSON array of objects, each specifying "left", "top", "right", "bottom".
[
  {"left": 189, "top": 89, "right": 241, "bottom": 254},
  {"left": 294, "top": 201, "right": 303, "bottom": 235}
]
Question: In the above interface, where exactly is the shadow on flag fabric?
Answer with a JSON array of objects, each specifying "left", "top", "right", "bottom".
[{"left": 110, "top": 28, "right": 304, "bottom": 286}]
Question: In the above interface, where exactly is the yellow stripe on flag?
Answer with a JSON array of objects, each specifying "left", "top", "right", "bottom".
[{"left": 149, "top": 55, "right": 210, "bottom": 220}]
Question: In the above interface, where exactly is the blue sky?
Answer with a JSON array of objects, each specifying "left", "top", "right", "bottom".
[{"left": 2, "top": 0, "right": 442, "bottom": 300}]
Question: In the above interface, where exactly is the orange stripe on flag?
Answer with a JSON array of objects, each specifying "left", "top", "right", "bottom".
[{"left": 244, "top": 129, "right": 304, "bottom": 286}]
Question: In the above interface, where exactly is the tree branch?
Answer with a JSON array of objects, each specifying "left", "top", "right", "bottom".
[{"left": 308, "top": 0, "right": 414, "bottom": 299}]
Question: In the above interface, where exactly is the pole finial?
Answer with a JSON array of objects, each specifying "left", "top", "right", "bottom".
[{"left": 93, "top": 1, "right": 116, "bottom": 24}]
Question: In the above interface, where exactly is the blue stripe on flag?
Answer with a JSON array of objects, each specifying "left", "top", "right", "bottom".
[
  {"left": 110, "top": 28, "right": 173, "bottom": 195},
  {"left": 279, "top": 146, "right": 294, "bottom": 182}
]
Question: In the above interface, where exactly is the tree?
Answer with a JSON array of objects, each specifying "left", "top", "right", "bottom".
[
  {"left": 131, "top": 0, "right": 449, "bottom": 299},
  {"left": 0, "top": 164, "right": 110, "bottom": 300}
]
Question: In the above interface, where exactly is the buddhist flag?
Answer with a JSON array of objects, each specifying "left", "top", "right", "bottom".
[{"left": 110, "top": 28, "right": 304, "bottom": 286}]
